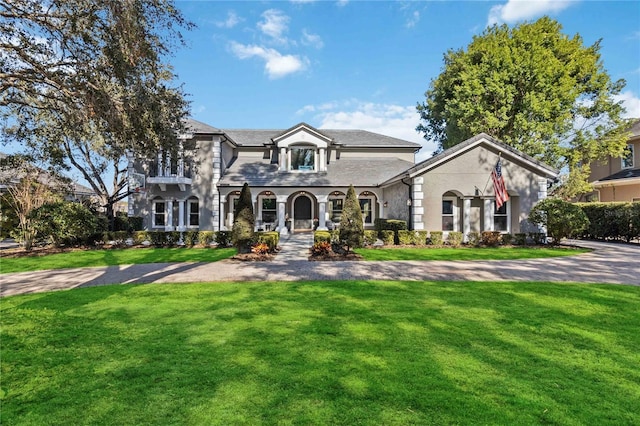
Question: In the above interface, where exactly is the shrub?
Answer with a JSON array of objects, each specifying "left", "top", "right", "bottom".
[
  {"left": 467, "top": 231, "right": 481, "bottom": 247},
  {"left": 375, "top": 218, "right": 407, "bottom": 244},
  {"left": 528, "top": 232, "right": 547, "bottom": 245},
  {"left": 447, "top": 231, "right": 463, "bottom": 247},
  {"left": 311, "top": 241, "right": 332, "bottom": 256},
  {"left": 256, "top": 232, "right": 279, "bottom": 252},
  {"left": 380, "top": 230, "right": 395, "bottom": 245},
  {"left": 251, "top": 242, "right": 270, "bottom": 255},
  {"left": 415, "top": 231, "right": 429, "bottom": 245},
  {"left": 429, "top": 231, "right": 443, "bottom": 246},
  {"left": 513, "top": 233, "right": 527, "bottom": 246},
  {"left": 214, "top": 231, "right": 231, "bottom": 247},
  {"left": 166, "top": 231, "right": 181, "bottom": 246},
  {"left": 529, "top": 198, "right": 589, "bottom": 244},
  {"left": 232, "top": 183, "right": 255, "bottom": 253},
  {"left": 30, "top": 201, "right": 100, "bottom": 247},
  {"left": 330, "top": 230, "right": 340, "bottom": 243},
  {"left": 113, "top": 212, "right": 143, "bottom": 232},
  {"left": 577, "top": 202, "right": 640, "bottom": 242},
  {"left": 149, "top": 231, "right": 166, "bottom": 247},
  {"left": 132, "top": 231, "right": 150, "bottom": 245},
  {"left": 398, "top": 230, "right": 416, "bottom": 245},
  {"left": 339, "top": 185, "right": 364, "bottom": 251},
  {"left": 184, "top": 230, "right": 199, "bottom": 247},
  {"left": 314, "top": 231, "right": 332, "bottom": 243},
  {"left": 481, "top": 231, "right": 502, "bottom": 247},
  {"left": 501, "top": 233, "right": 514, "bottom": 245},
  {"left": 364, "top": 230, "right": 378, "bottom": 246}
]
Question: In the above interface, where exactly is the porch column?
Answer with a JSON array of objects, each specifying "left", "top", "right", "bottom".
[
  {"left": 317, "top": 195, "right": 328, "bottom": 230},
  {"left": 277, "top": 195, "right": 288, "bottom": 235},
  {"left": 319, "top": 148, "right": 326, "bottom": 172},
  {"left": 178, "top": 199, "right": 185, "bottom": 231},
  {"left": 220, "top": 199, "right": 227, "bottom": 230},
  {"left": 157, "top": 151, "right": 163, "bottom": 176},
  {"left": 166, "top": 200, "right": 174, "bottom": 231},
  {"left": 462, "top": 197, "right": 472, "bottom": 242},
  {"left": 483, "top": 198, "right": 493, "bottom": 231},
  {"left": 280, "top": 148, "right": 287, "bottom": 171}
]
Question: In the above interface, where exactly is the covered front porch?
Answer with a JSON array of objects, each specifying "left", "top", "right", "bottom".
[{"left": 220, "top": 188, "right": 382, "bottom": 234}]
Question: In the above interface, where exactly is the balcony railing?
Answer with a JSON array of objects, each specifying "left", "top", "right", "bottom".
[{"left": 148, "top": 161, "right": 193, "bottom": 179}]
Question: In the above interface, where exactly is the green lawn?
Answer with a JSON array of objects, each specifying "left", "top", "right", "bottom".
[
  {"left": 355, "top": 246, "right": 590, "bottom": 261},
  {"left": 2, "top": 281, "right": 638, "bottom": 425},
  {"left": 0, "top": 247, "right": 236, "bottom": 274}
]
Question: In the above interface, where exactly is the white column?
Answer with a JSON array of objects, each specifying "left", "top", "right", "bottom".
[
  {"left": 178, "top": 140, "right": 184, "bottom": 177},
  {"left": 462, "top": 197, "right": 472, "bottom": 242},
  {"left": 314, "top": 149, "right": 319, "bottom": 171},
  {"left": 280, "top": 148, "right": 287, "bottom": 171},
  {"left": 319, "top": 148, "right": 326, "bottom": 172},
  {"left": 166, "top": 200, "right": 174, "bottom": 231},
  {"left": 317, "top": 195, "right": 328, "bottom": 230},
  {"left": 165, "top": 152, "right": 171, "bottom": 176},
  {"left": 484, "top": 198, "right": 493, "bottom": 231},
  {"left": 157, "top": 151, "right": 163, "bottom": 176},
  {"left": 178, "top": 199, "right": 185, "bottom": 231},
  {"left": 277, "top": 195, "right": 288, "bottom": 235},
  {"left": 219, "top": 199, "right": 227, "bottom": 230}
]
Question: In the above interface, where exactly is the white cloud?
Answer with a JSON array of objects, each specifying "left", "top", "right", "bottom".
[
  {"left": 258, "top": 9, "right": 290, "bottom": 44},
  {"left": 406, "top": 10, "right": 420, "bottom": 28},
  {"left": 487, "top": 0, "right": 575, "bottom": 26},
  {"left": 229, "top": 42, "right": 308, "bottom": 79},
  {"left": 299, "top": 101, "right": 436, "bottom": 160},
  {"left": 301, "top": 29, "right": 324, "bottom": 49},
  {"left": 614, "top": 91, "right": 640, "bottom": 119},
  {"left": 336, "top": 0, "right": 349, "bottom": 7},
  {"left": 215, "top": 11, "right": 242, "bottom": 29}
]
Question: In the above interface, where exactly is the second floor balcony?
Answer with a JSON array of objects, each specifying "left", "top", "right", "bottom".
[{"left": 146, "top": 160, "right": 193, "bottom": 191}]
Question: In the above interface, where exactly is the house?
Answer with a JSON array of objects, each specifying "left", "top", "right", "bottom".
[
  {"left": 128, "top": 119, "right": 559, "bottom": 237},
  {"left": 587, "top": 119, "right": 640, "bottom": 202}
]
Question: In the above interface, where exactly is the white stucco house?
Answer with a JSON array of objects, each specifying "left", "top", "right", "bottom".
[{"left": 127, "top": 118, "right": 558, "bottom": 237}]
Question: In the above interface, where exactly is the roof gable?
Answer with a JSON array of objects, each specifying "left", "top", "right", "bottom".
[
  {"left": 382, "top": 133, "right": 559, "bottom": 185},
  {"left": 272, "top": 123, "right": 333, "bottom": 145}
]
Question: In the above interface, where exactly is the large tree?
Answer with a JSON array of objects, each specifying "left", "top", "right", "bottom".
[
  {"left": 339, "top": 185, "right": 364, "bottom": 252},
  {"left": 417, "top": 17, "right": 630, "bottom": 198},
  {"left": 0, "top": 0, "right": 191, "bottom": 226},
  {"left": 232, "top": 183, "right": 255, "bottom": 254}
]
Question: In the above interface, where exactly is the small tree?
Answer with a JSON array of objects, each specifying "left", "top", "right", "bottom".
[
  {"left": 528, "top": 198, "right": 589, "bottom": 244},
  {"left": 232, "top": 183, "right": 255, "bottom": 253},
  {"left": 339, "top": 185, "right": 364, "bottom": 252}
]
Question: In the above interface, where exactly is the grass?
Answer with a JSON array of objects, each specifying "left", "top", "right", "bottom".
[
  {"left": 2, "top": 280, "right": 639, "bottom": 425},
  {"left": 355, "top": 246, "right": 591, "bottom": 261},
  {"left": 0, "top": 247, "right": 237, "bottom": 274}
]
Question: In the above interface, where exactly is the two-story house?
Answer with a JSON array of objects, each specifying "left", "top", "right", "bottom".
[
  {"left": 588, "top": 119, "right": 640, "bottom": 202},
  {"left": 128, "top": 118, "right": 558, "bottom": 237}
]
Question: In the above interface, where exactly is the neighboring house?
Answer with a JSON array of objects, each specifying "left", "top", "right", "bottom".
[
  {"left": 128, "top": 119, "right": 558, "bottom": 237},
  {"left": 588, "top": 119, "right": 640, "bottom": 202}
]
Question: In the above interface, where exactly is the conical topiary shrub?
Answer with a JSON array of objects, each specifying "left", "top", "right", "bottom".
[
  {"left": 232, "top": 183, "right": 255, "bottom": 253},
  {"left": 339, "top": 184, "right": 364, "bottom": 252}
]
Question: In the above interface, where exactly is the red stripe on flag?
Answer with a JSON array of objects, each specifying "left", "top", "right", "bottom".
[{"left": 492, "top": 160, "right": 509, "bottom": 209}]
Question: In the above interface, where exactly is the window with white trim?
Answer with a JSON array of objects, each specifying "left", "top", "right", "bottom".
[
  {"left": 442, "top": 197, "right": 457, "bottom": 231},
  {"left": 622, "top": 144, "right": 634, "bottom": 169},
  {"left": 260, "top": 196, "right": 277, "bottom": 223},
  {"left": 290, "top": 146, "right": 315, "bottom": 171},
  {"left": 359, "top": 197, "right": 375, "bottom": 225},
  {"left": 153, "top": 200, "right": 166, "bottom": 227},
  {"left": 493, "top": 200, "right": 510, "bottom": 232},
  {"left": 188, "top": 199, "right": 199, "bottom": 227},
  {"left": 328, "top": 197, "right": 344, "bottom": 222}
]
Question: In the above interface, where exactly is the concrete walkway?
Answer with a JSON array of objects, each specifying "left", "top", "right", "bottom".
[{"left": 1, "top": 239, "right": 639, "bottom": 297}]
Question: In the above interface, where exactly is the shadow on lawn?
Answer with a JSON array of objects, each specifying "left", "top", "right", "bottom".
[{"left": 4, "top": 281, "right": 639, "bottom": 424}]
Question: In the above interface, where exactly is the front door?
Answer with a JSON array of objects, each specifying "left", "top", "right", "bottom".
[{"left": 293, "top": 195, "right": 312, "bottom": 231}]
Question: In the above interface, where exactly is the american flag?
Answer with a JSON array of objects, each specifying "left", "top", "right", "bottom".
[{"left": 492, "top": 159, "right": 509, "bottom": 209}]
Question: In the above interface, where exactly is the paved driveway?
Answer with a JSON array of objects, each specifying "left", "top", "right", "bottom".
[{"left": 1, "top": 239, "right": 639, "bottom": 297}]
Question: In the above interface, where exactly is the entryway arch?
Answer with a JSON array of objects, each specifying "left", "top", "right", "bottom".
[{"left": 292, "top": 192, "right": 315, "bottom": 232}]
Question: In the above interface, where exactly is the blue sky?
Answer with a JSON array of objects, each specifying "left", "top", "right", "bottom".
[{"left": 173, "top": 0, "right": 640, "bottom": 160}]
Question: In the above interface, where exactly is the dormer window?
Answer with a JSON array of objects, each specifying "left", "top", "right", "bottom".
[{"left": 290, "top": 146, "right": 315, "bottom": 171}]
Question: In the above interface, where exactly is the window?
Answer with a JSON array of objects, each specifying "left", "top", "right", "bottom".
[
  {"left": 494, "top": 201, "right": 509, "bottom": 232},
  {"left": 329, "top": 198, "right": 343, "bottom": 222},
  {"left": 622, "top": 144, "right": 634, "bottom": 169},
  {"left": 359, "top": 198, "right": 374, "bottom": 224},
  {"left": 261, "top": 197, "right": 277, "bottom": 223},
  {"left": 290, "top": 147, "right": 315, "bottom": 171},
  {"left": 153, "top": 200, "right": 166, "bottom": 227},
  {"left": 442, "top": 199, "right": 455, "bottom": 231},
  {"left": 188, "top": 199, "right": 199, "bottom": 227}
]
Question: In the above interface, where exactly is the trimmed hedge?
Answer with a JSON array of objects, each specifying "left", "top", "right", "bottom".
[
  {"left": 380, "top": 230, "right": 394, "bottom": 246},
  {"left": 314, "top": 231, "right": 332, "bottom": 243},
  {"left": 429, "top": 231, "right": 443, "bottom": 246},
  {"left": 215, "top": 231, "right": 232, "bottom": 247},
  {"left": 577, "top": 202, "right": 640, "bottom": 242},
  {"left": 375, "top": 218, "right": 407, "bottom": 244},
  {"left": 364, "top": 230, "right": 378, "bottom": 246},
  {"left": 447, "top": 231, "right": 463, "bottom": 247},
  {"left": 398, "top": 230, "right": 416, "bottom": 245},
  {"left": 256, "top": 231, "right": 280, "bottom": 252}
]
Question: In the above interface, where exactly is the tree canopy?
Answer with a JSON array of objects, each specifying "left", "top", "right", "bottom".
[
  {"left": 339, "top": 185, "right": 364, "bottom": 251},
  {"left": 417, "top": 17, "right": 630, "bottom": 198},
  {"left": 0, "top": 0, "right": 192, "bottom": 222}
]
